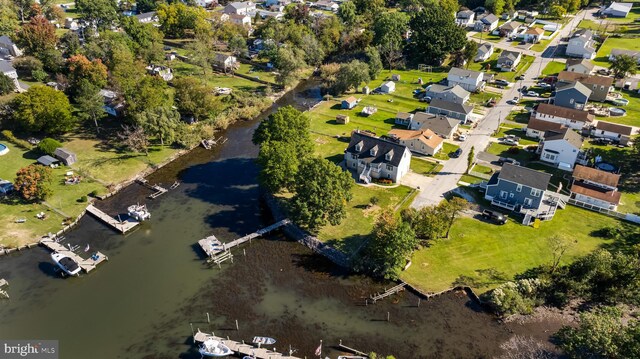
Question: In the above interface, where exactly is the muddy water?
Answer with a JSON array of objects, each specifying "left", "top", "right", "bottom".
[{"left": 0, "top": 81, "right": 532, "bottom": 359}]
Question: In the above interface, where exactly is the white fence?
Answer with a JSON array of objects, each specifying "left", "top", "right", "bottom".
[{"left": 568, "top": 198, "right": 640, "bottom": 224}]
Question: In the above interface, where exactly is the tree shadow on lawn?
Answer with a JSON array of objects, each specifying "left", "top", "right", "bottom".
[
  {"left": 593, "top": 223, "right": 640, "bottom": 255},
  {"left": 452, "top": 267, "right": 511, "bottom": 291}
]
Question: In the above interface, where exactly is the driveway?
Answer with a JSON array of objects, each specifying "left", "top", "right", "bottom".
[{"left": 410, "top": 11, "right": 586, "bottom": 208}]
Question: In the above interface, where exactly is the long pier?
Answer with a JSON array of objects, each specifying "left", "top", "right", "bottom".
[
  {"left": 86, "top": 205, "right": 140, "bottom": 234},
  {"left": 193, "top": 331, "right": 301, "bottom": 359},
  {"left": 40, "top": 237, "right": 108, "bottom": 274}
]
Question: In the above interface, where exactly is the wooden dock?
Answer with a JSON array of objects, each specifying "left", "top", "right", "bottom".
[
  {"left": 193, "top": 331, "right": 301, "bottom": 359},
  {"left": 369, "top": 283, "right": 406, "bottom": 303},
  {"left": 0, "top": 279, "right": 8, "bottom": 299},
  {"left": 136, "top": 178, "right": 168, "bottom": 199},
  {"left": 86, "top": 205, "right": 140, "bottom": 234},
  {"left": 40, "top": 237, "right": 108, "bottom": 274}
]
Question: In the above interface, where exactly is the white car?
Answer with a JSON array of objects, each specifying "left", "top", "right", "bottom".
[
  {"left": 526, "top": 91, "right": 539, "bottom": 97},
  {"left": 458, "top": 134, "right": 467, "bottom": 141}
]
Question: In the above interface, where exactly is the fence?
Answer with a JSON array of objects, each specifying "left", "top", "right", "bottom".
[{"left": 567, "top": 198, "right": 640, "bottom": 223}]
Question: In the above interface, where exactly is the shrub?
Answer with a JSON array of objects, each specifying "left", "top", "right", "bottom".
[
  {"left": 78, "top": 195, "right": 88, "bottom": 203},
  {"left": 31, "top": 69, "right": 48, "bottom": 82},
  {"left": 0, "top": 130, "right": 33, "bottom": 150},
  {"left": 89, "top": 190, "right": 99, "bottom": 197},
  {"left": 369, "top": 196, "right": 379, "bottom": 206},
  {"left": 507, "top": 146, "right": 520, "bottom": 154},
  {"left": 485, "top": 279, "right": 543, "bottom": 316},
  {"left": 38, "top": 138, "right": 62, "bottom": 156}
]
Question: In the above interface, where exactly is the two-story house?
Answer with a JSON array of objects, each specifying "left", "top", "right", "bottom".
[
  {"left": 425, "top": 84, "right": 470, "bottom": 104},
  {"left": 388, "top": 129, "right": 444, "bottom": 156},
  {"left": 456, "top": 10, "right": 475, "bottom": 27},
  {"left": 498, "top": 21, "right": 520, "bottom": 38},
  {"left": 447, "top": 67, "right": 484, "bottom": 92},
  {"left": 533, "top": 103, "right": 594, "bottom": 130},
  {"left": 570, "top": 165, "right": 621, "bottom": 210},
  {"left": 223, "top": 1, "right": 256, "bottom": 14},
  {"left": 408, "top": 112, "right": 459, "bottom": 139},
  {"left": 554, "top": 81, "right": 592, "bottom": 110},
  {"left": 427, "top": 98, "right": 474, "bottom": 123},
  {"left": 565, "top": 59, "right": 594, "bottom": 75},
  {"left": 475, "top": 43, "right": 494, "bottom": 62},
  {"left": 474, "top": 13, "right": 499, "bottom": 32},
  {"left": 591, "top": 121, "right": 634, "bottom": 145},
  {"left": 344, "top": 131, "right": 412, "bottom": 183},
  {"left": 566, "top": 29, "right": 596, "bottom": 59},
  {"left": 485, "top": 164, "right": 554, "bottom": 216},
  {"left": 538, "top": 128, "right": 586, "bottom": 170},
  {"left": 525, "top": 118, "right": 566, "bottom": 139},
  {"left": 496, "top": 50, "right": 522, "bottom": 72},
  {"left": 557, "top": 71, "right": 613, "bottom": 102}
]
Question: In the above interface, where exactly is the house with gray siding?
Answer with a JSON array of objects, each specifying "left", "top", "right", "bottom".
[
  {"left": 474, "top": 13, "right": 499, "bottom": 32},
  {"left": 408, "top": 112, "right": 459, "bottom": 139},
  {"left": 447, "top": 67, "right": 485, "bottom": 92},
  {"left": 566, "top": 29, "right": 596, "bottom": 59},
  {"left": 425, "top": 84, "right": 470, "bottom": 104},
  {"left": 553, "top": 81, "right": 591, "bottom": 110},
  {"left": 557, "top": 71, "right": 613, "bottom": 102},
  {"left": 427, "top": 98, "right": 473, "bottom": 123},
  {"left": 344, "top": 131, "right": 412, "bottom": 184}
]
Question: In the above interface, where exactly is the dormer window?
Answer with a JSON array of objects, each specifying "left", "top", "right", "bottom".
[
  {"left": 385, "top": 150, "right": 393, "bottom": 161},
  {"left": 355, "top": 141, "right": 363, "bottom": 152},
  {"left": 370, "top": 145, "right": 378, "bottom": 156}
]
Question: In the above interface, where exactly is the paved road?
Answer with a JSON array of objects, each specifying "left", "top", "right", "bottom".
[{"left": 409, "top": 11, "right": 586, "bottom": 208}]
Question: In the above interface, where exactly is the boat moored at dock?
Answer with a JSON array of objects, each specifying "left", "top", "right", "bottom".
[
  {"left": 252, "top": 337, "right": 276, "bottom": 346},
  {"left": 127, "top": 204, "right": 151, "bottom": 221},
  {"left": 51, "top": 252, "right": 82, "bottom": 276},
  {"left": 199, "top": 338, "right": 233, "bottom": 357}
]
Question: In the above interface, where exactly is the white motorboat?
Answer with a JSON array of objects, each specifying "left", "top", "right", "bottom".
[
  {"left": 51, "top": 252, "right": 81, "bottom": 276},
  {"left": 127, "top": 204, "right": 151, "bottom": 221},
  {"left": 252, "top": 336, "right": 276, "bottom": 345},
  {"left": 198, "top": 339, "right": 233, "bottom": 357}
]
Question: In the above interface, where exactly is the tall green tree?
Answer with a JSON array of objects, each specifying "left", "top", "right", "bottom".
[
  {"left": 173, "top": 77, "right": 222, "bottom": 122},
  {"left": 136, "top": 0, "right": 157, "bottom": 13},
  {"left": 485, "top": 0, "right": 504, "bottom": 17},
  {"left": 12, "top": 0, "right": 32, "bottom": 22},
  {"left": 549, "top": 4, "right": 566, "bottom": 19},
  {"left": 365, "top": 46, "right": 383, "bottom": 79},
  {"left": 0, "top": 73, "right": 14, "bottom": 95},
  {"left": 185, "top": 37, "right": 215, "bottom": 75},
  {"left": 332, "top": 60, "right": 370, "bottom": 95},
  {"left": 257, "top": 140, "right": 302, "bottom": 193},
  {"left": 76, "top": 0, "right": 119, "bottom": 28},
  {"left": 372, "top": 12, "right": 409, "bottom": 51},
  {"left": 11, "top": 85, "right": 75, "bottom": 135},
  {"left": 610, "top": 54, "right": 638, "bottom": 79},
  {"left": 463, "top": 40, "right": 478, "bottom": 68},
  {"left": 135, "top": 106, "right": 181, "bottom": 146},
  {"left": 466, "top": 145, "right": 475, "bottom": 173},
  {"left": 75, "top": 80, "right": 106, "bottom": 133},
  {"left": 253, "top": 105, "right": 311, "bottom": 149},
  {"left": 337, "top": 0, "right": 357, "bottom": 27},
  {"left": 156, "top": 2, "right": 210, "bottom": 38},
  {"left": 273, "top": 46, "right": 306, "bottom": 86},
  {"left": 16, "top": 15, "right": 57, "bottom": 55},
  {"left": 291, "top": 157, "right": 353, "bottom": 230},
  {"left": 0, "top": 0, "right": 20, "bottom": 36},
  {"left": 228, "top": 35, "right": 248, "bottom": 58},
  {"left": 121, "top": 16, "right": 165, "bottom": 62},
  {"left": 14, "top": 164, "right": 52, "bottom": 201},
  {"left": 409, "top": 7, "right": 466, "bottom": 64}
]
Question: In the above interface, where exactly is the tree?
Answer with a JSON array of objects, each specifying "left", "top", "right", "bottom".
[
  {"left": 337, "top": 0, "right": 357, "bottom": 27},
  {"left": 300, "top": 34, "right": 325, "bottom": 67},
  {"left": 173, "top": 77, "right": 222, "bottom": 122},
  {"left": 441, "top": 197, "right": 468, "bottom": 238},
  {"left": 118, "top": 125, "right": 149, "bottom": 155},
  {"left": 76, "top": 0, "right": 119, "bottom": 28},
  {"left": 14, "top": 164, "right": 52, "bottom": 201},
  {"left": 135, "top": 106, "right": 181, "bottom": 146},
  {"left": 125, "top": 75, "right": 172, "bottom": 116},
  {"left": 361, "top": 212, "right": 417, "bottom": 280},
  {"left": 156, "top": 2, "right": 210, "bottom": 38},
  {"left": 466, "top": 145, "right": 475, "bottom": 174},
  {"left": 253, "top": 106, "right": 311, "bottom": 149},
  {"left": 556, "top": 307, "right": 628, "bottom": 358},
  {"left": 12, "top": 0, "right": 32, "bottom": 22},
  {"left": 16, "top": 15, "right": 57, "bottom": 55},
  {"left": 273, "top": 46, "right": 306, "bottom": 86},
  {"left": 185, "top": 37, "right": 215, "bottom": 75},
  {"left": 60, "top": 31, "right": 81, "bottom": 56},
  {"left": 332, "top": 60, "right": 370, "bottom": 95},
  {"left": 549, "top": 4, "right": 566, "bottom": 19},
  {"left": 365, "top": 46, "right": 383, "bottom": 79},
  {"left": 373, "top": 11, "right": 409, "bottom": 48},
  {"left": 548, "top": 235, "right": 572, "bottom": 274},
  {"left": 463, "top": 40, "right": 478, "bottom": 68},
  {"left": 67, "top": 54, "right": 108, "bottom": 91},
  {"left": 285, "top": 4, "right": 311, "bottom": 25},
  {"left": 75, "top": 80, "right": 106, "bottom": 133},
  {"left": 0, "top": 0, "right": 20, "bottom": 36},
  {"left": 257, "top": 141, "right": 302, "bottom": 193},
  {"left": 37, "top": 137, "right": 61, "bottom": 155},
  {"left": 121, "top": 16, "right": 165, "bottom": 61},
  {"left": 290, "top": 157, "right": 353, "bottom": 230},
  {"left": 440, "top": 0, "right": 459, "bottom": 14},
  {"left": 0, "top": 73, "right": 14, "bottom": 95},
  {"left": 610, "top": 54, "right": 638, "bottom": 79},
  {"left": 409, "top": 7, "right": 466, "bottom": 64},
  {"left": 11, "top": 85, "right": 75, "bottom": 135},
  {"left": 228, "top": 35, "right": 249, "bottom": 58},
  {"left": 484, "top": 0, "right": 504, "bottom": 17},
  {"left": 12, "top": 56, "right": 43, "bottom": 79},
  {"left": 136, "top": 0, "right": 157, "bottom": 13}
]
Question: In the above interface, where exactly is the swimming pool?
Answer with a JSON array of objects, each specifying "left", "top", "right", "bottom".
[
  {"left": 596, "top": 162, "right": 617, "bottom": 172},
  {"left": 0, "top": 143, "right": 8, "bottom": 156}
]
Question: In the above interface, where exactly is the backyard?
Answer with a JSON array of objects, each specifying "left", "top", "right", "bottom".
[
  {"left": 486, "top": 142, "right": 536, "bottom": 163},
  {"left": 593, "top": 37, "right": 640, "bottom": 68},
  {"left": 594, "top": 88, "right": 640, "bottom": 127},
  {"left": 494, "top": 55, "right": 536, "bottom": 82},
  {"left": 541, "top": 61, "right": 566, "bottom": 76}
]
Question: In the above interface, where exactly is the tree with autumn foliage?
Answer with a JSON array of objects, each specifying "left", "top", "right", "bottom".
[
  {"left": 67, "top": 54, "right": 108, "bottom": 94},
  {"left": 16, "top": 15, "right": 58, "bottom": 55},
  {"left": 14, "top": 164, "right": 53, "bottom": 202}
]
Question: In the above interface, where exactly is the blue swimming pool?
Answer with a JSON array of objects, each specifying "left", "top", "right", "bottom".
[{"left": 0, "top": 143, "right": 8, "bottom": 156}]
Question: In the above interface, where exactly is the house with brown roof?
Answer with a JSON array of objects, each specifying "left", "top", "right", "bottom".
[
  {"left": 395, "top": 112, "right": 414, "bottom": 126},
  {"left": 570, "top": 165, "right": 621, "bottom": 210},
  {"left": 525, "top": 118, "right": 566, "bottom": 139},
  {"left": 557, "top": 71, "right": 613, "bottom": 102},
  {"left": 565, "top": 59, "right": 594, "bottom": 75},
  {"left": 538, "top": 128, "right": 586, "bottom": 170},
  {"left": 388, "top": 129, "right": 444, "bottom": 156},
  {"left": 592, "top": 121, "right": 634, "bottom": 145},
  {"left": 524, "top": 27, "right": 544, "bottom": 43},
  {"left": 341, "top": 96, "right": 358, "bottom": 109},
  {"left": 533, "top": 103, "right": 594, "bottom": 130}
]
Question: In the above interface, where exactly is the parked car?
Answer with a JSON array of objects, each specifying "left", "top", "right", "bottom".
[
  {"left": 526, "top": 91, "right": 539, "bottom": 97},
  {"left": 486, "top": 98, "right": 497, "bottom": 107},
  {"left": 482, "top": 209, "right": 508, "bottom": 225},
  {"left": 594, "top": 137, "right": 615, "bottom": 145},
  {"left": 537, "top": 82, "right": 551, "bottom": 89},
  {"left": 499, "top": 138, "right": 520, "bottom": 146},
  {"left": 458, "top": 134, "right": 467, "bottom": 141},
  {"left": 420, "top": 96, "right": 432, "bottom": 103},
  {"left": 497, "top": 157, "right": 520, "bottom": 166},
  {"left": 451, "top": 148, "right": 463, "bottom": 158},
  {"left": 519, "top": 86, "right": 528, "bottom": 93},
  {"left": 515, "top": 75, "right": 524, "bottom": 80},
  {"left": 495, "top": 79, "right": 510, "bottom": 87}
]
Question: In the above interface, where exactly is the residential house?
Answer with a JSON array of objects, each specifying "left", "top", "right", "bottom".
[
  {"left": 609, "top": 48, "right": 640, "bottom": 63},
  {"left": 395, "top": 112, "right": 414, "bottom": 126},
  {"left": 223, "top": 1, "right": 256, "bottom": 14},
  {"left": 565, "top": 59, "right": 594, "bottom": 74},
  {"left": 601, "top": 2, "right": 633, "bottom": 17},
  {"left": 265, "top": 0, "right": 291, "bottom": 6},
  {"left": 425, "top": 84, "right": 470, "bottom": 104},
  {"left": 570, "top": 165, "right": 621, "bottom": 210},
  {"left": 380, "top": 81, "right": 395, "bottom": 93},
  {"left": 228, "top": 14, "right": 252, "bottom": 26},
  {"left": 253, "top": 10, "right": 284, "bottom": 20},
  {"left": 0, "top": 35, "right": 22, "bottom": 57},
  {"left": 135, "top": 11, "right": 158, "bottom": 23},
  {"left": 533, "top": 103, "right": 594, "bottom": 130},
  {"left": 98, "top": 89, "right": 124, "bottom": 116},
  {"left": 344, "top": 131, "right": 412, "bottom": 183},
  {"left": 456, "top": 10, "right": 475, "bottom": 27},
  {"left": 496, "top": 50, "right": 522, "bottom": 72},
  {"left": 517, "top": 10, "right": 538, "bottom": 20},
  {"left": 0, "top": 179, "right": 13, "bottom": 195},
  {"left": 447, "top": 67, "right": 484, "bottom": 92},
  {"left": 408, "top": 112, "right": 459, "bottom": 139},
  {"left": 64, "top": 18, "right": 79, "bottom": 30},
  {"left": 538, "top": 128, "right": 585, "bottom": 170},
  {"left": 557, "top": 71, "right": 613, "bottom": 102},
  {"left": 54, "top": 148, "right": 77, "bottom": 166},
  {"left": 0, "top": 60, "right": 18, "bottom": 91},
  {"left": 388, "top": 129, "right": 444, "bottom": 156},
  {"left": 427, "top": 98, "right": 473, "bottom": 123},
  {"left": 484, "top": 164, "right": 554, "bottom": 216},
  {"left": 474, "top": 13, "right": 499, "bottom": 32},
  {"left": 501, "top": 10, "right": 517, "bottom": 20},
  {"left": 214, "top": 53, "right": 238, "bottom": 72},
  {"left": 566, "top": 29, "right": 596, "bottom": 59},
  {"left": 315, "top": 0, "right": 339, "bottom": 11},
  {"left": 524, "top": 27, "right": 544, "bottom": 43},
  {"left": 341, "top": 96, "right": 358, "bottom": 109},
  {"left": 498, "top": 21, "right": 520, "bottom": 38},
  {"left": 554, "top": 81, "right": 591, "bottom": 110},
  {"left": 592, "top": 121, "right": 634, "bottom": 145},
  {"left": 525, "top": 118, "right": 566, "bottom": 139},
  {"left": 475, "top": 43, "right": 494, "bottom": 62},
  {"left": 145, "top": 65, "right": 173, "bottom": 81}
]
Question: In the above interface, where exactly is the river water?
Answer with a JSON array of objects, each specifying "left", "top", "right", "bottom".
[{"left": 0, "top": 81, "right": 535, "bottom": 358}]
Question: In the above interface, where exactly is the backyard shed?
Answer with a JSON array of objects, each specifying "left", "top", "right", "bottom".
[
  {"left": 37, "top": 155, "right": 59, "bottom": 167},
  {"left": 336, "top": 114, "right": 350, "bottom": 124},
  {"left": 380, "top": 81, "right": 396, "bottom": 93},
  {"left": 54, "top": 148, "right": 77, "bottom": 166},
  {"left": 342, "top": 96, "right": 358, "bottom": 109}
]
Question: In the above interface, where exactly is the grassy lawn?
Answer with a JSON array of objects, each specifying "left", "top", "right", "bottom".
[
  {"left": 495, "top": 124, "right": 538, "bottom": 146},
  {"left": 472, "top": 32, "right": 503, "bottom": 42},
  {"left": 594, "top": 89, "right": 640, "bottom": 127},
  {"left": 459, "top": 174, "right": 485, "bottom": 184},
  {"left": 486, "top": 142, "right": 536, "bottom": 163},
  {"left": 468, "top": 53, "right": 497, "bottom": 73},
  {"left": 471, "top": 164, "right": 494, "bottom": 175},
  {"left": 469, "top": 90, "right": 503, "bottom": 107},
  {"left": 402, "top": 205, "right": 623, "bottom": 293},
  {"left": 494, "top": 55, "right": 535, "bottom": 82},
  {"left": 410, "top": 158, "right": 443, "bottom": 176},
  {"left": 530, "top": 31, "right": 558, "bottom": 53},
  {"left": 171, "top": 60, "right": 268, "bottom": 92},
  {"left": 578, "top": 19, "right": 616, "bottom": 32},
  {"left": 606, "top": 6, "right": 640, "bottom": 23},
  {"left": 541, "top": 61, "right": 566, "bottom": 76},
  {"left": 593, "top": 37, "right": 640, "bottom": 68},
  {"left": 317, "top": 184, "right": 416, "bottom": 254},
  {"left": 235, "top": 63, "right": 277, "bottom": 84},
  {"left": 434, "top": 142, "right": 461, "bottom": 161}
]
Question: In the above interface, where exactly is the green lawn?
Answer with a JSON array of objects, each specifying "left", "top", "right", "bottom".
[
  {"left": 235, "top": 63, "right": 277, "bottom": 84},
  {"left": 459, "top": 174, "right": 485, "bottom": 184},
  {"left": 468, "top": 52, "right": 497, "bottom": 73},
  {"left": 595, "top": 89, "right": 640, "bottom": 127},
  {"left": 541, "top": 61, "right": 566, "bottom": 76},
  {"left": 530, "top": 31, "right": 559, "bottom": 53},
  {"left": 469, "top": 91, "right": 503, "bottom": 107},
  {"left": 317, "top": 184, "right": 416, "bottom": 254},
  {"left": 486, "top": 142, "right": 536, "bottom": 162},
  {"left": 494, "top": 55, "right": 535, "bottom": 82},
  {"left": 402, "top": 205, "right": 623, "bottom": 293},
  {"left": 593, "top": 37, "right": 640, "bottom": 67},
  {"left": 578, "top": 19, "right": 616, "bottom": 32},
  {"left": 472, "top": 32, "right": 503, "bottom": 43},
  {"left": 410, "top": 158, "right": 443, "bottom": 176},
  {"left": 471, "top": 164, "right": 494, "bottom": 175},
  {"left": 171, "top": 60, "right": 268, "bottom": 92},
  {"left": 495, "top": 124, "right": 538, "bottom": 146},
  {"left": 606, "top": 6, "right": 640, "bottom": 23},
  {"left": 434, "top": 142, "right": 461, "bottom": 160}
]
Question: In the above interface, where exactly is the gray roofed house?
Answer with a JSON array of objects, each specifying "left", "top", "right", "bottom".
[
  {"left": 135, "top": 11, "right": 158, "bottom": 23},
  {"left": 554, "top": 81, "right": 592, "bottom": 110},
  {"left": 425, "top": 84, "right": 470, "bottom": 104},
  {"left": 475, "top": 43, "right": 494, "bottom": 62},
  {"left": 474, "top": 13, "right": 499, "bottom": 32},
  {"left": 54, "top": 148, "right": 77, "bottom": 166},
  {"left": 0, "top": 35, "right": 22, "bottom": 57},
  {"left": 344, "top": 131, "right": 412, "bottom": 183},
  {"left": 395, "top": 112, "right": 414, "bottom": 126},
  {"left": 566, "top": 29, "right": 596, "bottom": 59},
  {"left": 408, "top": 112, "right": 460, "bottom": 138},
  {"left": 0, "top": 60, "right": 17, "bottom": 82},
  {"left": 499, "top": 21, "right": 520, "bottom": 37},
  {"left": 539, "top": 128, "right": 586, "bottom": 170},
  {"left": 223, "top": 1, "right": 257, "bottom": 14},
  {"left": 609, "top": 48, "right": 640, "bottom": 63},
  {"left": 601, "top": 2, "right": 633, "bottom": 17},
  {"left": 214, "top": 53, "right": 238, "bottom": 72},
  {"left": 427, "top": 98, "right": 474, "bottom": 123},
  {"left": 496, "top": 50, "right": 521, "bottom": 71},
  {"left": 447, "top": 67, "right": 485, "bottom": 92},
  {"left": 37, "top": 155, "right": 59, "bottom": 167},
  {"left": 566, "top": 59, "right": 594, "bottom": 74},
  {"left": 0, "top": 179, "right": 13, "bottom": 195},
  {"left": 456, "top": 10, "right": 475, "bottom": 27}
]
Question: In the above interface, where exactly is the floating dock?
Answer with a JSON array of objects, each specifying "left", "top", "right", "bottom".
[
  {"left": 40, "top": 237, "right": 108, "bottom": 274},
  {"left": 136, "top": 178, "right": 168, "bottom": 199},
  {"left": 193, "top": 331, "right": 301, "bottom": 359},
  {"left": 86, "top": 205, "right": 140, "bottom": 234}
]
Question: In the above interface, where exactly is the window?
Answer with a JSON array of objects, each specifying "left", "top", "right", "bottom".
[
  {"left": 516, "top": 184, "right": 522, "bottom": 192},
  {"left": 500, "top": 191, "right": 508, "bottom": 199},
  {"left": 524, "top": 198, "right": 533, "bottom": 206},
  {"left": 530, "top": 188, "right": 542, "bottom": 197},
  {"left": 386, "top": 165, "right": 393, "bottom": 171},
  {"left": 509, "top": 193, "right": 514, "bottom": 198},
  {"left": 570, "top": 98, "right": 575, "bottom": 104}
]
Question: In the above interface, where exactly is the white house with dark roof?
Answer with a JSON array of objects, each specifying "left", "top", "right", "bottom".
[
  {"left": 447, "top": 67, "right": 484, "bottom": 92},
  {"left": 475, "top": 43, "right": 494, "bottom": 62},
  {"left": 601, "top": 2, "right": 633, "bottom": 17},
  {"left": 526, "top": 118, "right": 566, "bottom": 139},
  {"left": 592, "top": 121, "right": 634, "bottom": 145},
  {"left": 214, "top": 53, "right": 238, "bottom": 72},
  {"left": 496, "top": 50, "right": 521, "bottom": 71},
  {"left": 0, "top": 35, "right": 22, "bottom": 57},
  {"left": 474, "top": 13, "right": 499, "bottom": 32},
  {"left": 565, "top": 59, "right": 594, "bottom": 75},
  {"left": 571, "top": 165, "right": 621, "bottom": 210},
  {"left": 425, "top": 84, "right": 470, "bottom": 104},
  {"left": 566, "top": 29, "right": 596, "bottom": 59},
  {"left": 533, "top": 103, "right": 594, "bottom": 130},
  {"left": 344, "top": 131, "right": 412, "bottom": 183},
  {"left": 136, "top": 11, "right": 158, "bottom": 23},
  {"left": 408, "top": 112, "right": 459, "bottom": 139},
  {"left": 456, "top": 10, "right": 475, "bottom": 27},
  {"left": 427, "top": 98, "right": 474, "bottom": 123},
  {"left": 538, "top": 128, "right": 586, "bottom": 170}
]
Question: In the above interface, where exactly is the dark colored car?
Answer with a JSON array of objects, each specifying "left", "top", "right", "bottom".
[
  {"left": 451, "top": 148, "right": 463, "bottom": 158},
  {"left": 482, "top": 209, "right": 508, "bottom": 224},
  {"left": 498, "top": 157, "right": 520, "bottom": 166}
]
